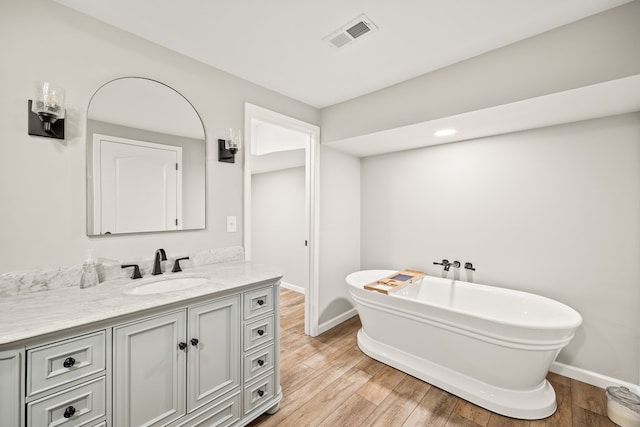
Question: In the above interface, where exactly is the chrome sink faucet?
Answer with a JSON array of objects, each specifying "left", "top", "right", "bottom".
[{"left": 152, "top": 249, "right": 167, "bottom": 275}]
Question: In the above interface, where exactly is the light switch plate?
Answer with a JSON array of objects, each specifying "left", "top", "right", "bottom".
[{"left": 226, "top": 216, "right": 237, "bottom": 233}]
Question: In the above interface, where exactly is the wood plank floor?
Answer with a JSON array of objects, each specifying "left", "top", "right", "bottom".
[{"left": 248, "top": 289, "right": 613, "bottom": 427}]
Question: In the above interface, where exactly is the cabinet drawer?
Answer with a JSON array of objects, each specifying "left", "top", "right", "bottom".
[
  {"left": 243, "top": 287, "right": 273, "bottom": 320},
  {"left": 243, "top": 372, "right": 275, "bottom": 415},
  {"left": 27, "top": 376, "right": 106, "bottom": 427},
  {"left": 244, "top": 344, "right": 274, "bottom": 383},
  {"left": 243, "top": 316, "right": 274, "bottom": 351},
  {"left": 27, "top": 331, "right": 106, "bottom": 397},
  {"left": 170, "top": 391, "right": 241, "bottom": 427}
]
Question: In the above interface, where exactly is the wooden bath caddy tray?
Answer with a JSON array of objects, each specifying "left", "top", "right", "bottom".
[{"left": 364, "top": 269, "right": 425, "bottom": 294}]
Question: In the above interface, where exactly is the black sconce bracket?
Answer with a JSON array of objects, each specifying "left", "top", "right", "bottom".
[
  {"left": 28, "top": 100, "right": 65, "bottom": 139},
  {"left": 218, "top": 138, "right": 236, "bottom": 163}
]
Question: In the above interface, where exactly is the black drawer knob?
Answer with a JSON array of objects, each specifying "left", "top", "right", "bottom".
[
  {"left": 257, "top": 389, "right": 264, "bottom": 397},
  {"left": 178, "top": 342, "right": 187, "bottom": 351},
  {"left": 63, "top": 406, "right": 76, "bottom": 418},
  {"left": 257, "top": 329, "right": 265, "bottom": 336},
  {"left": 257, "top": 299, "right": 265, "bottom": 306},
  {"left": 190, "top": 338, "right": 199, "bottom": 346},
  {"left": 257, "top": 359, "right": 265, "bottom": 367},
  {"left": 63, "top": 357, "right": 76, "bottom": 368}
]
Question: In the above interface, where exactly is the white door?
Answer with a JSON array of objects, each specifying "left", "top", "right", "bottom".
[
  {"left": 93, "top": 134, "right": 182, "bottom": 234},
  {"left": 113, "top": 311, "right": 187, "bottom": 427},
  {"left": 187, "top": 296, "right": 240, "bottom": 412}
]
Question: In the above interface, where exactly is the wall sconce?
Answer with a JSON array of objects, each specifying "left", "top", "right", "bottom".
[
  {"left": 28, "top": 81, "right": 65, "bottom": 139},
  {"left": 218, "top": 128, "right": 241, "bottom": 163}
]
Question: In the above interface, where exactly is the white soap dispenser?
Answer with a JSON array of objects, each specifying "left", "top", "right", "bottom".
[{"left": 80, "top": 249, "right": 99, "bottom": 289}]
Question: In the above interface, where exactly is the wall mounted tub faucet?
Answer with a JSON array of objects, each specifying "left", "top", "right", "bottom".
[
  {"left": 433, "top": 259, "right": 449, "bottom": 269},
  {"left": 433, "top": 259, "right": 460, "bottom": 271},
  {"left": 447, "top": 261, "right": 461, "bottom": 271},
  {"left": 152, "top": 249, "right": 167, "bottom": 275}
]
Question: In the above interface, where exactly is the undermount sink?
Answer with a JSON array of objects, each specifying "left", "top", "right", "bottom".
[{"left": 126, "top": 274, "right": 211, "bottom": 295}]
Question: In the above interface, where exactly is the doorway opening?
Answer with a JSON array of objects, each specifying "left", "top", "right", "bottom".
[{"left": 243, "top": 103, "right": 320, "bottom": 336}]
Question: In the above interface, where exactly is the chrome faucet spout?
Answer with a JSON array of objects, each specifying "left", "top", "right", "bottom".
[{"left": 152, "top": 248, "right": 167, "bottom": 275}]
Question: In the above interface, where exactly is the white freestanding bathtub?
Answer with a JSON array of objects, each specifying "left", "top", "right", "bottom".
[{"left": 346, "top": 270, "right": 582, "bottom": 419}]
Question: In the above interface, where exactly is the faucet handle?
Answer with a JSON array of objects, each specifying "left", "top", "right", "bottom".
[
  {"left": 172, "top": 257, "right": 190, "bottom": 273},
  {"left": 464, "top": 262, "right": 476, "bottom": 271},
  {"left": 433, "top": 259, "right": 449, "bottom": 266},
  {"left": 122, "top": 264, "right": 142, "bottom": 279}
]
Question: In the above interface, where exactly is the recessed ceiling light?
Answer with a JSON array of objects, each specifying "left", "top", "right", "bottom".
[{"left": 434, "top": 129, "right": 457, "bottom": 137}]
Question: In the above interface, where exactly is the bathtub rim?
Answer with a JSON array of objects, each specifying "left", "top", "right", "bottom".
[{"left": 346, "top": 269, "right": 583, "bottom": 331}]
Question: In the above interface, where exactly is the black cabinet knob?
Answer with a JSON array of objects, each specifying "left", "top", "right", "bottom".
[
  {"left": 190, "top": 338, "right": 199, "bottom": 346},
  {"left": 63, "top": 357, "right": 76, "bottom": 368},
  {"left": 257, "top": 359, "right": 265, "bottom": 367},
  {"left": 257, "top": 299, "right": 265, "bottom": 306},
  {"left": 257, "top": 329, "right": 265, "bottom": 336},
  {"left": 257, "top": 389, "right": 264, "bottom": 397},
  {"left": 178, "top": 342, "right": 187, "bottom": 351},
  {"left": 63, "top": 406, "right": 76, "bottom": 418}
]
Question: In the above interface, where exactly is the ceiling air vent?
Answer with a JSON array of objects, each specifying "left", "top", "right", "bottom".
[{"left": 323, "top": 14, "right": 378, "bottom": 49}]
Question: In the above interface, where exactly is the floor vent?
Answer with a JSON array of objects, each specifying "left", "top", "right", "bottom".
[{"left": 324, "top": 14, "right": 378, "bottom": 49}]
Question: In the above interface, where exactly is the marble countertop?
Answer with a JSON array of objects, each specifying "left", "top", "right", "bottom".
[{"left": 0, "top": 261, "right": 282, "bottom": 348}]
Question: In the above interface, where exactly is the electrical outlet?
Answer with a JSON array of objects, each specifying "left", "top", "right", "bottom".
[{"left": 226, "top": 216, "right": 237, "bottom": 233}]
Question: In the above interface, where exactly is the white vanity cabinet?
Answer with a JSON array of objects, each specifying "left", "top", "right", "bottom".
[
  {"left": 241, "top": 286, "right": 279, "bottom": 417},
  {"left": 113, "top": 295, "right": 240, "bottom": 427},
  {"left": 0, "top": 271, "right": 282, "bottom": 427},
  {"left": 0, "top": 349, "right": 24, "bottom": 427},
  {"left": 24, "top": 330, "right": 109, "bottom": 427}
]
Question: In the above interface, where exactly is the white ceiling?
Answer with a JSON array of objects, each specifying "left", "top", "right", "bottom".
[
  {"left": 52, "top": 0, "right": 632, "bottom": 108},
  {"left": 250, "top": 121, "right": 308, "bottom": 175}
]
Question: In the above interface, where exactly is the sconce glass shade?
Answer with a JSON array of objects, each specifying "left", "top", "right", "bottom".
[
  {"left": 31, "top": 81, "right": 66, "bottom": 125},
  {"left": 225, "top": 128, "right": 241, "bottom": 154}
]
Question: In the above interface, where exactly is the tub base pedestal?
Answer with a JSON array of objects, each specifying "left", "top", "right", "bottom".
[{"left": 357, "top": 328, "right": 557, "bottom": 420}]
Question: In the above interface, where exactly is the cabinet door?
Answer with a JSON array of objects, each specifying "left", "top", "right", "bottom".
[
  {"left": 114, "top": 311, "right": 187, "bottom": 427},
  {"left": 0, "top": 349, "right": 23, "bottom": 427},
  {"left": 187, "top": 295, "right": 240, "bottom": 412}
]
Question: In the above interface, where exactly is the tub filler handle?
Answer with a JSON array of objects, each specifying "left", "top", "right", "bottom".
[{"left": 465, "top": 262, "right": 476, "bottom": 271}]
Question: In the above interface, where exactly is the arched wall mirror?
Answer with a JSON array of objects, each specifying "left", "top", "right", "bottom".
[{"left": 86, "top": 77, "right": 206, "bottom": 236}]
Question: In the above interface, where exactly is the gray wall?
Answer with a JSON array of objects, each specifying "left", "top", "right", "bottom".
[
  {"left": 318, "top": 146, "right": 361, "bottom": 326},
  {"left": 0, "top": 0, "right": 318, "bottom": 272},
  {"left": 251, "top": 167, "right": 306, "bottom": 290},
  {"left": 321, "top": 1, "right": 640, "bottom": 143},
  {"left": 360, "top": 113, "right": 640, "bottom": 383}
]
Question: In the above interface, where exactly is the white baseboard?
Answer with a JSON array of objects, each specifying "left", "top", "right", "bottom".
[
  {"left": 550, "top": 361, "right": 640, "bottom": 394},
  {"left": 317, "top": 307, "right": 358, "bottom": 335},
  {"left": 281, "top": 281, "right": 305, "bottom": 294}
]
